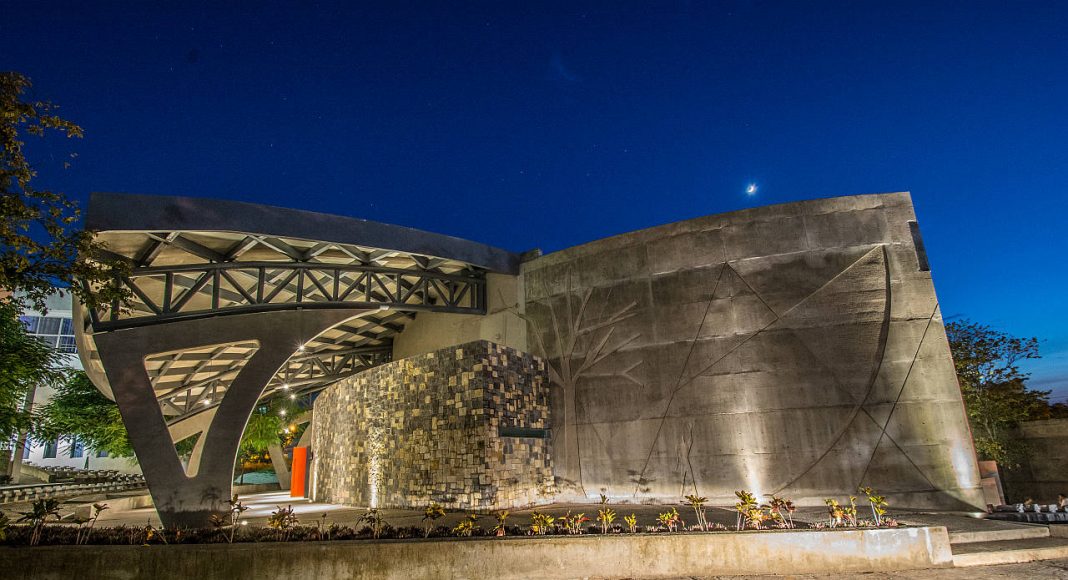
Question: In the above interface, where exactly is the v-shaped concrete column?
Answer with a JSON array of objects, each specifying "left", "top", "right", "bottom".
[{"left": 92, "top": 309, "right": 361, "bottom": 528}]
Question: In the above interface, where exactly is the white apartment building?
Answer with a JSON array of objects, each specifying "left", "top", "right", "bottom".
[{"left": 15, "top": 291, "right": 141, "bottom": 475}]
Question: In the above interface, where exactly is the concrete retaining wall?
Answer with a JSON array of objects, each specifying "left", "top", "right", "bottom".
[
  {"left": 1003, "top": 418, "right": 1068, "bottom": 502},
  {"left": 6, "top": 527, "right": 953, "bottom": 579}
]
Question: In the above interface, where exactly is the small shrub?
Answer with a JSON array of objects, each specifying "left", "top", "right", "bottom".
[{"left": 624, "top": 513, "right": 638, "bottom": 534}]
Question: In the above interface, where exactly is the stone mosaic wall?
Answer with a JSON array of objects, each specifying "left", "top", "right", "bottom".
[{"left": 311, "top": 340, "right": 554, "bottom": 510}]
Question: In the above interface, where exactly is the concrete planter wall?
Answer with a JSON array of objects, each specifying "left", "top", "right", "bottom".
[{"left": 6, "top": 526, "right": 953, "bottom": 579}]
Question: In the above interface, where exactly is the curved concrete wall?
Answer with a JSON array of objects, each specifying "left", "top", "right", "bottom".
[{"left": 522, "top": 192, "right": 983, "bottom": 509}]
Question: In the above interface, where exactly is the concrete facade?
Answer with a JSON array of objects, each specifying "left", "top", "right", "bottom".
[
  {"left": 521, "top": 192, "right": 983, "bottom": 509},
  {"left": 312, "top": 340, "right": 553, "bottom": 510},
  {"left": 76, "top": 191, "right": 984, "bottom": 525}
]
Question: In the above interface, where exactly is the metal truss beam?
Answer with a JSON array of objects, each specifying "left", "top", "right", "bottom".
[{"left": 90, "top": 261, "right": 487, "bottom": 331}]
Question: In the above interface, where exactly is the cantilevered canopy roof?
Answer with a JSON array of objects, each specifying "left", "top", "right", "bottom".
[
  {"left": 77, "top": 192, "right": 517, "bottom": 426},
  {"left": 86, "top": 192, "right": 520, "bottom": 274}
]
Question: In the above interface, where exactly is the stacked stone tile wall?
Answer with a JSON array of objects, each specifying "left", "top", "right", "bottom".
[{"left": 312, "top": 340, "right": 554, "bottom": 510}]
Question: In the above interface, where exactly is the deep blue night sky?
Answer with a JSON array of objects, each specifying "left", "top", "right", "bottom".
[{"left": 3, "top": 1, "right": 1066, "bottom": 398}]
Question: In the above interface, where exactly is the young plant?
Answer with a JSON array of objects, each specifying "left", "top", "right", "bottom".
[
  {"left": 859, "top": 486, "right": 888, "bottom": 526},
  {"left": 314, "top": 513, "right": 330, "bottom": 541},
  {"left": 267, "top": 505, "right": 299, "bottom": 541},
  {"left": 845, "top": 496, "right": 858, "bottom": 527},
  {"left": 596, "top": 507, "right": 616, "bottom": 534},
  {"left": 422, "top": 503, "right": 445, "bottom": 538},
  {"left": 453, "top": 514, "right": 478, "bottom": 537},
  {"left": 209, "top": 513, "right": 227, "bottom": 535},
  {"left": 824, "top": 499, "right": 845, "bottom": 528},
  {"left": 764, "top": 495, "right": 795, "bottom": 529},
  {"left": 225, "top": 495, "right": 248, "bottom": 543},
  {"left": 624, "top": 513, "right": 638, "bottom": 534},
  {"left": 562, "top": 510, "right": 588, "bottom": 535},
  {"left": 17, "top": 498, "right": 61, "bottom": 546},
  {"left": 356, "top": 508, "right": 386, "bottom": 539},
  {"left": 684, "top": 494, "right": 709, "bottom": 530},
  {"left": 657, "top": 507, "right": 682, "bottom": 532},
  {"left": 493, "top": 510, "right": 510, "bottom": 537},
  {"left": 529, "top": 511, "right": 555, "bottom": 535},
  {"left": 76, "top": 502, "right": 109, "bottom": 545},
  {"left": 734, "top": 490, "right": 762, "bottom": 530}
]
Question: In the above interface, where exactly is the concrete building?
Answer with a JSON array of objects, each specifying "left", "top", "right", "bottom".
[{"left": 75, "top": 191, "right": 984, "bottom": 527}]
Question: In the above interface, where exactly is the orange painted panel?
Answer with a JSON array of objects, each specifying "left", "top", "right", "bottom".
[{"left": 291, "top": 446, "right": 308, "bottom": 498}]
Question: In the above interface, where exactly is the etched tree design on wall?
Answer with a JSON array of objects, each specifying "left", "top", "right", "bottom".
[{"left": 521, "top": 269, "right": 640, "bottom": 497}]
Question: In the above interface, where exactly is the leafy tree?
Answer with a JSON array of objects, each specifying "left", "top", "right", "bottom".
[
  {"left": 946, "top": 319, "right": 1048, "bottom": 467},
  {"left": 1, "top": 72, "right": 131, "bottom": 465},
  {"left": 235, "top": 407, "right": 284, "bottom": 483},
  {"left": 1049, "top": 401, "right": 1068, "bottom": 419},
  {"left": 0, "top": 299, "right": 65, "bottom": 441},
  {"left": 1, "top": 71, "right": 129, "bottom": 313},
  {"left": 36, "top": 370, "right": 132, "bottom": 458}
]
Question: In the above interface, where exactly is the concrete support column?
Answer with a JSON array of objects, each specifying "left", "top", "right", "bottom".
[
  {"left": 268, "top": 443, "right": 290, "bottom": 490},
  {"left": 92, "top": 309, "right": 361, "bottom": 528}
]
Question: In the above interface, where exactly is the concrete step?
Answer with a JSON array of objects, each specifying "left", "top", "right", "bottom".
[
  {"left": 949, "top": 524, "right": 1050, "bottom": 544},
  {"left": 952, "top": 535, "right": 1068, "bottom": 567}
]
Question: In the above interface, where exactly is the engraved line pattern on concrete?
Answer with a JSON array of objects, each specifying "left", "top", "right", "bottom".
[{"left": 855, "top": 302, "right": 943, "bottom": 491}]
